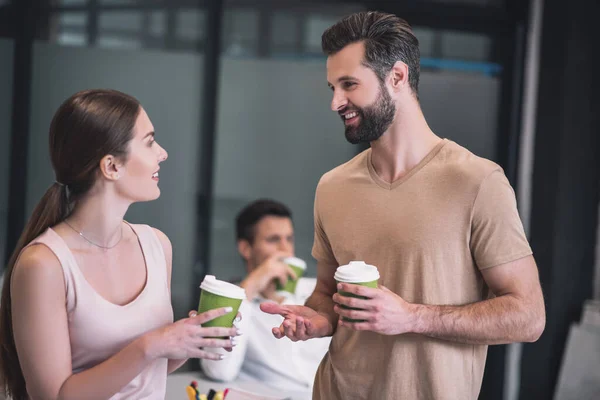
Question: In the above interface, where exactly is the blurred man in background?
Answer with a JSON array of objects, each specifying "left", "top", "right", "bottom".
[{"left": 201, "top": 199, "right": 330, "bottom": 393}]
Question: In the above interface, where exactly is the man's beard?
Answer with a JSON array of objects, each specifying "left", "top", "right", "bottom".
[{"left": 342, "top": 84, "right": 396, "bottom": 145}]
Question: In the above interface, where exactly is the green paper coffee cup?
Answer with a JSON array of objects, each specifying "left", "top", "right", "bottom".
[
  {"left": 275, "top": 256, "right": 307, "bottom": 294},
  {"left": 198, "top": 275, "right": 246, "bottom": 328},
  {"left": 334, "top": 261, "right": 380, "bottom": 322}
]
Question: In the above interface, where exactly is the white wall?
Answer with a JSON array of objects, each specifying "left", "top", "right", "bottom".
[
  {"left": 0, "top": 38, "right": 14, "bottom": 265},
  {"left": 27, "top": 42, "right": 205, "bottom": 317}
]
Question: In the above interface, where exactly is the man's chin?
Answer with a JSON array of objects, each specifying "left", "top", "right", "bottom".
[
  {"left": 345, "top": 129, "right": 378, "bottom": 145},
  {"left": 344, "top": 128, "right": 363, "bottom": 144}
]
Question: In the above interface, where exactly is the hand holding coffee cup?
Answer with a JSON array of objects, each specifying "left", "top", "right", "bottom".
[
  {"left": 198, "top": 275, "right": 246, "bottom": 330},
  {"left": 143, "top": 306, "right": 241, "bottom": 361},
  {"left": 334, "top": 278, "right": 416, "bottom": 335},
  {"left": 333, "top": 261, "right": 380, "bottom": 322},
  {"left": 240, "top": 252, "right": 300, "bottom": 300}
]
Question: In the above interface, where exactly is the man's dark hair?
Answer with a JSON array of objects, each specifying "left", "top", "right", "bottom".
[
  {"left": 236, "top": 199, "right": 292, "bottom": 243},
  {"left": 321, "top": 11, "right": 420, "bottom": 97}
]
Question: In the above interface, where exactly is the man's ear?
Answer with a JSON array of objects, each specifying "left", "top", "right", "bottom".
[
  {"left": 99, "top": 154, "right": 123, "bottom": 182},
  {"left": 238, "top": 239, "right": 252, "bottom": 262},
  {"left": 389, "top": 60, "right": 409, "bottom": 92}
]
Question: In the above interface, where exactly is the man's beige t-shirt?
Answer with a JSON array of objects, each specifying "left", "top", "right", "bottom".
[{"left": 312, "top": 139, "right": 532, "bottom": 400}]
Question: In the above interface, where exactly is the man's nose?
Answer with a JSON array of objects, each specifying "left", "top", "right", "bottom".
[
  {"left": 279, "top": 241, "right": 293, "bottom": 255},
  {"left": 331, "top": 89, "right": 348, "bottom": 112}
]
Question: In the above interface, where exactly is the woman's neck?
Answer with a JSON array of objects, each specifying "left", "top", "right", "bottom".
[{"left": 66, "top": 189, "right": 130, "bottom": 247}]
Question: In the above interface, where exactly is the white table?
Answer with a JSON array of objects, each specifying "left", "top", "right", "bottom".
[{"left": 166, "top": 372, "right": 312, "bottom": 400}]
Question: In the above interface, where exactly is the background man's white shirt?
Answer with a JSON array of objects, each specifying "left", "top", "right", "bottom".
[{"left": 201, "top": 277, "right": 331, "bottom": 392}]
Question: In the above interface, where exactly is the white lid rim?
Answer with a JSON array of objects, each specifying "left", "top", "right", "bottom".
[
  {"left": 282, "top": 256, "right": 307, "bottom": 269},
  {"left": 335, "top": 276, "right": 379, "bottom": 283},
  {"left": 200, "top": 286, "right": 246, "bottom": 300},
  {"left": 334, "top": 261, "right": 379, "bottom": 283},
  {"left": 199, "top": 276, "right": 246, "bottom": 299}
]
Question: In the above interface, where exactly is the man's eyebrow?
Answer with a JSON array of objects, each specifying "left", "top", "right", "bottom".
[
  {"left": 328, "top": 75, "right": 359, "bottom": 87},
  {"left": 337, "top": 75, "right": 358, "bottom": 82}
]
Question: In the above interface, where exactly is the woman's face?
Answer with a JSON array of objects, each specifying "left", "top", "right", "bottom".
[{"left": 116, "top": 107, "right": 168, "bottom": 202}]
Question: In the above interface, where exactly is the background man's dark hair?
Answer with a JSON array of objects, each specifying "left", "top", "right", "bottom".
[
  {"left": 236, "top": 199, "right": 293, "bottom": 243},
  {"left": 321, "top": 11, "right": 420, "bottom": 97}
]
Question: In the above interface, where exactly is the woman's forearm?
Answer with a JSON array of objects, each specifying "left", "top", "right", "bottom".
[{"left": 57, "top": 336, "right": 155, "bottom": 400}]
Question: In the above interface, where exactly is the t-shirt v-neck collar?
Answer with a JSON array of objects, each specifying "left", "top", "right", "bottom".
[{"left": 366, "top": 138, "right": 448, "bottom": 190}]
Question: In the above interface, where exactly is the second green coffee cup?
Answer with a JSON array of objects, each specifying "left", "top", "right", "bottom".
[{"left": 275, "top": 256, "right": 307, "bottom": 294}]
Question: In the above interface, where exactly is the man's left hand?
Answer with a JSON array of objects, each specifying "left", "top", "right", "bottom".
[{"left": 332, "top": 283, "right": 417, "bottom": 335}]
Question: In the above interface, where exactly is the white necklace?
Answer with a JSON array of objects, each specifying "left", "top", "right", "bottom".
[{"left": 64, "top": 219, "right": 123, "bottom": 249}]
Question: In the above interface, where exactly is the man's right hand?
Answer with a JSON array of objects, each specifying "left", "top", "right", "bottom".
[
  {"left": 240, "top": 252, "right": 297, "bottom": 300},
  {"left": 260, "top": 303, "right": 333, "bottom": 341}
]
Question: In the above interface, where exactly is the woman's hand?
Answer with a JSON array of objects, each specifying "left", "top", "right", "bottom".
[{"left": 144, "top": 306, "right": 242, "bottom": 361}]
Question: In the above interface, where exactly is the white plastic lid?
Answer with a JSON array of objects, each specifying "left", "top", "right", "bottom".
[
  {"left": 283, "top": 256, "right": 306, "bottom": 270},
  {"left": 334, "top": 261, "right": 380, "bottom": 283},
  {"left": 199, "top": 275, "right": 246, "bottom": 299}
]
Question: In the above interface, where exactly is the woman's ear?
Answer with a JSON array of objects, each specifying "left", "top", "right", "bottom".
[{"left": 99, "top": 154, "right": 122, "bottom": 182}]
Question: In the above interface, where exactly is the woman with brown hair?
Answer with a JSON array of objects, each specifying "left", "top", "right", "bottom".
[{"left": 0, "top": 89, "right": 241, "bottom": 399}]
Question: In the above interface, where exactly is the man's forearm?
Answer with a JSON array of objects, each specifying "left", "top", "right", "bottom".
[
  {"left": 305, "top": 290, "right": 338, "bottom": 336},
  {"left": 412, "top": 294, "right": 545, "bottom": 345},
  {"left": 239, "top": 271, "right": 262, "bottom": 301}
]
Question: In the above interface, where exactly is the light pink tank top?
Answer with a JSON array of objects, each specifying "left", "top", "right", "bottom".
[{"left": 25, "top": 223, "right": 174, "bottom": 399}]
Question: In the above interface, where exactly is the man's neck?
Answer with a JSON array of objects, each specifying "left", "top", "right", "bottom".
[{"left": 370, "top": 101, "right": 441, "bottom": 184}]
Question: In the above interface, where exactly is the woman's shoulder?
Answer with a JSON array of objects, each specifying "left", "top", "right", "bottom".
[
  {"left": 149, "top": 226, "right": 172, "bottom": 258},
  {"left": 18, "top": 241, "right": 61, "bottom": 267},
  {"left": 126, "top": 223, "right": 172, "bottom": 251},
  {"left": 13, "top": 243, "right": 63, "bottom": 289},
  {"left": 149, "top": 226, "right": 171, "bottom": 247}
]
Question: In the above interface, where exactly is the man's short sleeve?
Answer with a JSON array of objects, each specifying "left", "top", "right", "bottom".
[
  {"left": 470, "top": 169, "right": 532, "bottom": 270},
  {"left": 311, "top": 184, "right": 337, "bottom": 266}
]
